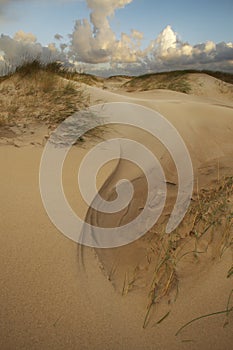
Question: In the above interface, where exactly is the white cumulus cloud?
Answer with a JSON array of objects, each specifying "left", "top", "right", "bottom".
[
  {"left": 14, "top": 30, "right": 37, "bottom": 43},
  {"left": 69, "top": 0, "right": 143, "bottom": 64},
  {"left": 67, "top": 2, "right": 233, "bottom": 75}
]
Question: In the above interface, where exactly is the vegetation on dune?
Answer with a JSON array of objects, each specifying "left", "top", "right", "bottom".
[
  {"left": 1, "top": 61, "right": 233, "bottom": 126},
  {"left": 205, "top": 71, "right": 233, "bottom": 85},
  {"left": 146, "top": 175, "right": 233, "bottom": 328},
  {"left": 0, "top": 60, "right": 103, "bottom": 85},
  {"left": 120, "top": 176, "right": 233, "bottom": 329},
  {"left": 1, "top": 59, "right": 232, "bottom": 333},
  {"left": 123, "top": 71, "right": 192, "bottom": 93},
  {"left": 122, "top": 69, "right": 233, "bottom": 93},
  {"left": 0, "top": 60, "right": 90, "bottom": 127}
]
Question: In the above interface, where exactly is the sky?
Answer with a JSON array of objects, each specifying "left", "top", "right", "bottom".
[{"left": 0, "top": 0, "right": 233, "bottom": 76}]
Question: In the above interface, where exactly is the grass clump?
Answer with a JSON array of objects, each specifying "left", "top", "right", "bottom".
[
  {"left": 138, "top": 176, "right": 233, "bottom": 328},
  {"left": 123, "top": 71, "right": 191, "bottom": 93},
  {"left": 122, "top": 69, "right": 233, "bottom": 93},
  {"left": 0, "top": 60, "right": 90, "bottom": 127},
  {"left": 157, "top": 78, "right": 191, "bottom": 93}
]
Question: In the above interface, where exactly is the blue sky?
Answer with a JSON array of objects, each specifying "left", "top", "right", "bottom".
[
  {"left": 1, "top": 0, "right": 232, "bottom": 46},
  {"left": 0, "top": 0, "right": 233, "bottom": 75},
  {"left": 1, "top": 0, "right": 88, "bottom": 44},
  {"left": 111, "top": 0, "right": 233, "bottom": 45}
]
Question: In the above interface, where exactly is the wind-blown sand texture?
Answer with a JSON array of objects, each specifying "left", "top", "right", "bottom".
[{"left": 0, "top": 71, "right": 233, "bottom": 349}]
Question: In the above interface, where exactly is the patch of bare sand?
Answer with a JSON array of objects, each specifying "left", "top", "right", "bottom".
[{"left": 0, "top": 84, "right": 232, "bottom": 349}]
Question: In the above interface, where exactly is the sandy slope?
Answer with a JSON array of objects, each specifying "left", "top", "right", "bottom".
[
  {"left": 120, "top": 72, "right": 233, "bottom": 106},
  {"left": 187, "top": 73, "right": 233, "bottom": 104},
  {"left": 0, "top": 78, "right": 233, "bottom": 349}
]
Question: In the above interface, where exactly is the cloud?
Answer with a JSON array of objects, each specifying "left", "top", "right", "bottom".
[
  {"left": 144, "top": 26, "right": 233, "bottom": 71},
  {"left": 14, "top": 30, "right": 37, "bottom": 43},
  {"left": 151, "top": 25, "right": 177, "bottom": 57},
  {"left": 0, "top": 1, "right": 233, "bottom": 75},
  {"left": 86, "top": 0, "right": 132, "bottom": 29},
  {"left": 69, "top": 0, "right": 141, "bottom": 64},
  {"left": 69, "top": 18, "right": 114, "bottom": 63},
  {"left": 0, "top": 31, "right": 65, "bottom": 75},
  {"left": 129, "top": 26, "right": 232, "bottom": 74},
  {"left": 67, "top": 2, "right": 233, "bottom": 75}
]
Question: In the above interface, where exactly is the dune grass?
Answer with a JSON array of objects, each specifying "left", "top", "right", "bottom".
[
  {"left": 142, "top": 176, "right": 233, "bottom": 328},
  {"left": 123, "top": 71, "right": 192, "bottom": 93},
  {"left": 118, "top": 176, "right": 233, "bottom": 328},
  {"left": 122, "top": 69, "right": 233, "bottom": 93},
  {"left": 0, "top": 60, "right": 90, "bottom": 127},
  {"left": 1, "top": 59, "right": 232, "bottom": 331}
]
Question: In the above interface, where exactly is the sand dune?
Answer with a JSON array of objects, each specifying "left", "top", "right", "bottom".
[
  {"left": 0, "top": 72, "right": 233, "bottom": 349},
  {"left": 120, "top": 71, "right": 233, "bottom": 106}
]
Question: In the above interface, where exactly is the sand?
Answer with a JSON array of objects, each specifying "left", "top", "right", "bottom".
[{"left": 0, "top": 75, "right": 233, "bottom": 349}]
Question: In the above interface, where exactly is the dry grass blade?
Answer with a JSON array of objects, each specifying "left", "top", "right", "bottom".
[
  {"left": 227, "top": 266, "right": 233, "bottom": 278},
  {"left": 142, "top": 176, "right": 233, "bottom": 328},
  {"left": 156, "top": 311, "right": 171, "bottom": 325},
  {"left": 224, "top": 289, "right": 233, "bottom": 327},
  {"left": 122, "top": 272, "right": 128, "bottom": 296},
  {"left": 176, "top": 289, "right": 233, "bottom": 336},
  {"left": 143, "top": 288, "right": 158, "bottom": 329},
  {"left": 176, "top": 308, "right": 233, "bottom": 336}
]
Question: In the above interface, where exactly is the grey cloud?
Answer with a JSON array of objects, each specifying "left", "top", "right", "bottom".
[{"left": 0, "top": 32, "right": 66, "bottom": 75}]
